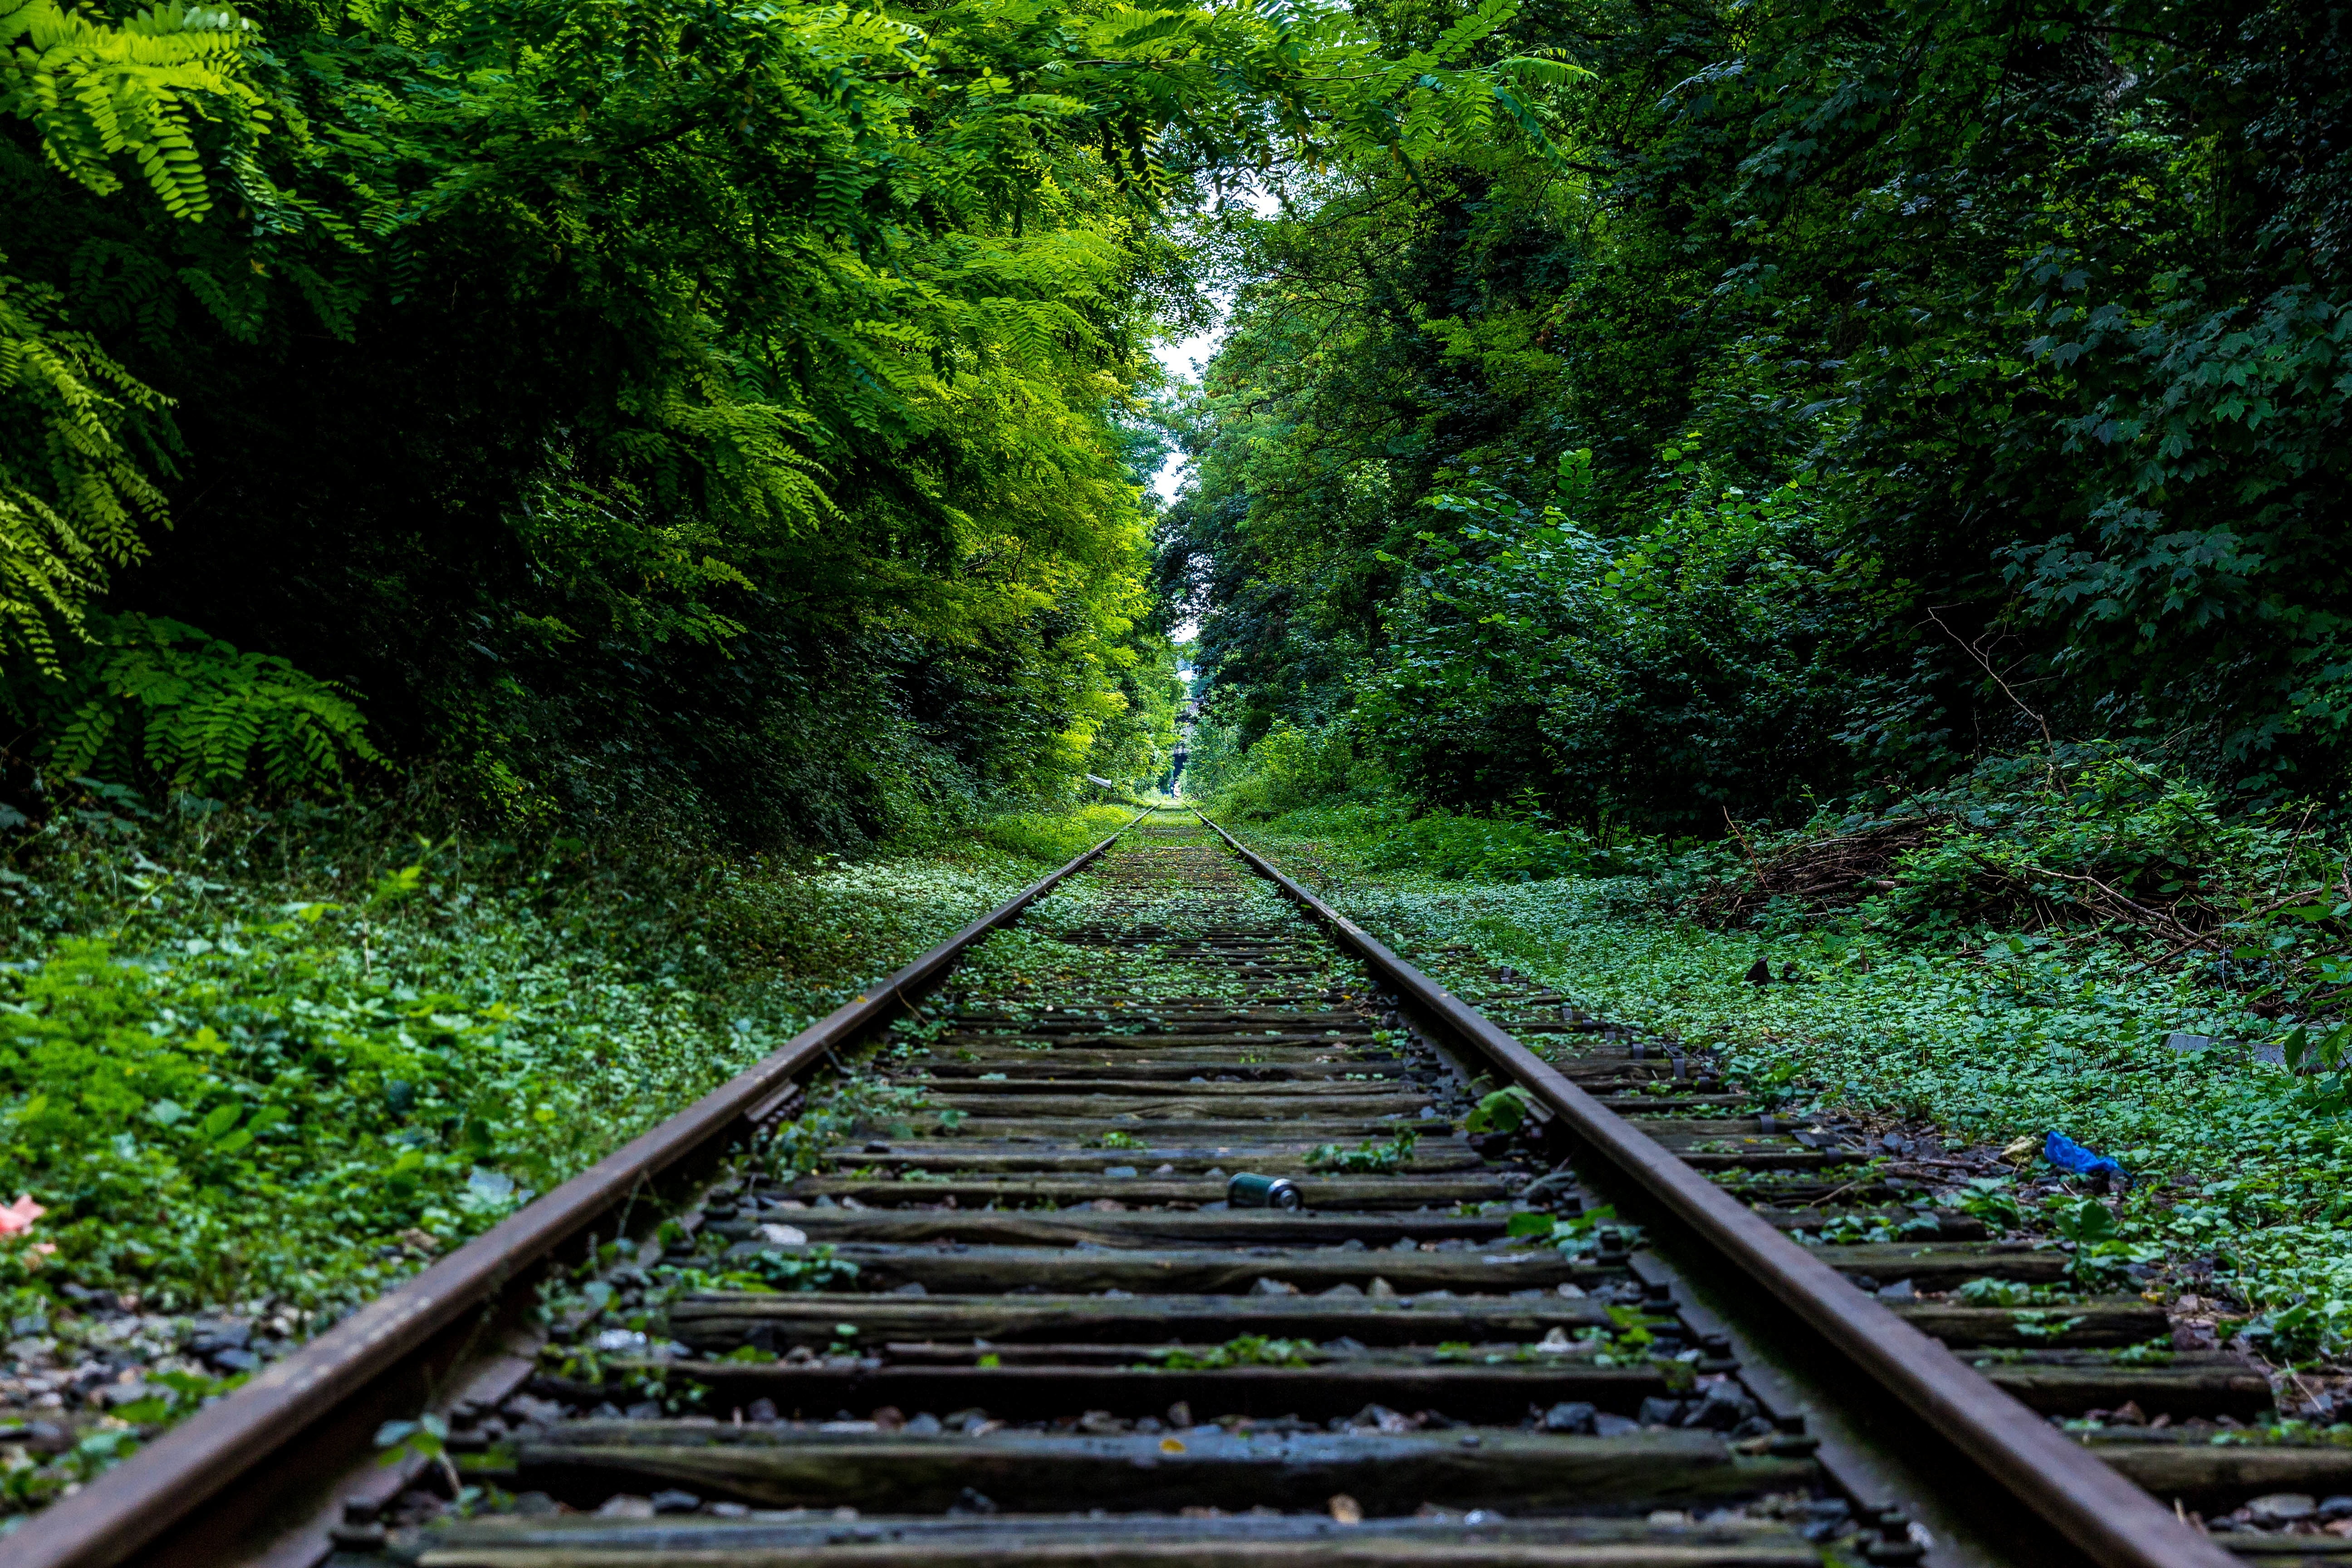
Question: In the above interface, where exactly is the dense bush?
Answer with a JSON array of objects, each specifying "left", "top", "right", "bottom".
[
  {"left": 1358, "top": 450, "right": 1897, "bottom": 831},
  {"left": 1688, "top": 750, "right": 2352, "bottom": 1010},
  {"left": 3, "top": 614, "right": 382, "bottom": 795},
  {"left": 1210, "top": 789, "right": 1617, "bottom": 884},
  {"left": 1362, "top": 810, "right": 1597, "bottom": 882},
  {"left": 1210, "top": 721, "right": 1383, "bottom": 821},
  {"left": 1162, "top": 0, "right": 2352, "bottom": 823},
  {"left": 970, "top": 804, "right": 1141, "bottom": 866}
]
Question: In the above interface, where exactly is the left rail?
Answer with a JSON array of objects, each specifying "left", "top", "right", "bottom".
[{"left": 0, "top": 814, "right": 1144, "bottom": 1568}]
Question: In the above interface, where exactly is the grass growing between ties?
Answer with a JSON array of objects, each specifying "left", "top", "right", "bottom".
[{"left": 1214, "top": 755, "right": 2352, "bottom": 1367}]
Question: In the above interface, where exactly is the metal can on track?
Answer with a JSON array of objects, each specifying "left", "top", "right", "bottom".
[{"left": 1227, "top": 1172, "right": 1303, "bottom": 1210}]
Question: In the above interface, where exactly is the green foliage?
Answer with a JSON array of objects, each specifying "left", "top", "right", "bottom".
[
  {"left": 1505, "top": 1201, "right": 1627, "bottom": 1258},
  {"left": 724, "top": 1245, "right": 859, "bottom": 1294},
  {"left": 6, "top": 612, "right": 382, "bottom": 794},
  {"left": 1365, "top": 808, "right": 1595, "bottom": 882},
  {"left": 1955, "top": 1276, "right": 2052, "bottom": 1309},
  {"left": 1462, "top": 1084, "right": 1531, "bottom": 1135},
  {"left": 1223, "top": 794, "right": 1638, "bottom": 886},
  {"left": 1364, "top": 452, "right": 1895, "bottom": 830},
  {"left": 373, "top": 1411, "right": 454, "bottom": 1487},
  {"left": 770, "top": 1078, "right": 938, "bottom": 1176},
  {"left": 2044, "top": 1195, "right": 2118, "bottom": 1250},
  {"left": 1209, "top": 720, "right": 1382, "bottom": 821},
  {"left": 2284, "top": 1023, "right": 2352, "bottom": 1118},
  {"left": 1690, "top": 751, "right": 2352, "bottom": 1019},
  {"left": 0, "top": 793, "right": 1115, "bottom": 1313},
  {"left": 1, "top": 0, "right": 262, "bottom": 218},
  {"left": 2246, "top": 1299, "right": 2352, "bottom": 1364},
  {"left": 1304, "top": 1128, "right": 1416, "bottom": 1173},
  {"left": 1941, "top": 1178, "right": 2023, "bottom": 1237},
  {"left": 2044, "top": 1192, "right": 2163, "bottom": 1289},
  {"left": 1867, "top": 755, "right": 2317, "bottom": 935},
  {"left": 969, "top": 804, "right": 1137, "bottom": 866},
  {"left": 0, "top": 0, "right": 1567, "bottom": 834},
  {"left": 0, "top": 276, "right": 172, "bottom": 675},
  {"left": 0, "top": 0, "right": 258, "bottom": 683},
  {"left": 1166, "top": 0, "right": 2352, "bottom": 820},
  {"left": 2009, "top": 1310, "right": 2087, "bottom": 1342},
  {"left": 1146, "top": 1334, "right": 1314, "bottom": 1370}
]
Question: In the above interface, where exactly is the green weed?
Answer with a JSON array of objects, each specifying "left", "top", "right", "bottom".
[
  {"left": 1145, "top": 1335, "right": 1316, "bottom": 1370},
  {"left": 0, "top": 800, "right": 1116, "bottom": 1316},
  {"left": 1305, "top": 1129, "right": 1417, "bottom": 1173}
]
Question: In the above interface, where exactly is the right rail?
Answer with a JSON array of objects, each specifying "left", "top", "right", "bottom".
[{"left": 1201, "top": 811, "right": 2242, "bottom": 1568}]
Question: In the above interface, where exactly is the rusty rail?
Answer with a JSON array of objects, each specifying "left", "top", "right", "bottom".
[
  {"left": 0, "top": 814, "right": 1144, "bottom": 1568},
  {"left": 1196, "top": 811, "right": 2236, "bottom": 1568}
]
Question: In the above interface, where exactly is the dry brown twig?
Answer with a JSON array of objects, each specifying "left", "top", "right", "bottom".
[
  {"left": 1722, "top": 805, "right": 1765, "bottom": 880},
  {"left": 1974, "top": 856, "right": 2201, "bottom": 944},
  {"left": 2146, "top": 883, "right": 2336, "bottom": 968},
  {"left": 1924, "top": 607, "right": 2060, "bottom": 789}
]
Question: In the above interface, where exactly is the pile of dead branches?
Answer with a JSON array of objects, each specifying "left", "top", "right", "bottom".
[
  {"left": 1957, "top": 856, "right": 2352, "bottom": 970},
  {"left": 1688, "top": 815, "right": 1940, "bottom": 927},
  {"left": 1691, "top": 809, "right": 2350, "bottom": 985}
]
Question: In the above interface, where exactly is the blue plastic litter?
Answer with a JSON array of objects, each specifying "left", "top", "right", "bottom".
[{"left": 2043, "top": 1129, "right": 2125, "bottom": 1180}]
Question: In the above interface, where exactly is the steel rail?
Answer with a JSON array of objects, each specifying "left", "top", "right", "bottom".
[
  {"left": 0, "top": 813, "right": 1145, "bottom": 1568},
  {"left": 1196, "top": 812, "right": 2237, "bottom": 1568}
]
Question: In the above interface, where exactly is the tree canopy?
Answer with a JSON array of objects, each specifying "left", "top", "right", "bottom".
[
  {"left": 1165, "top": 0, "right": 2352, "bottom": 831},
  {"left": 14, "top": 0, "right": 2348, "bottom": 841},
  {"left": 1, "top": 0, "right": 1560, "bottom": 839}
]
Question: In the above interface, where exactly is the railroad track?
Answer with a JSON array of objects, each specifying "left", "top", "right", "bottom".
[{"left": 4, "top": 811, "right": 2325, "bottom": 1568}]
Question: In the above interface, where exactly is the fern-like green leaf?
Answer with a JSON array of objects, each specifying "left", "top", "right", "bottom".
[{"left": 5, "top": 613, "right": 381, "bottom": 796}]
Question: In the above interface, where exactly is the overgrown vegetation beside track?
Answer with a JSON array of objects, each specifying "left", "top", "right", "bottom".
[
  {"left": 0, "top": 796, "right": 1132, "bottom": 1321},
  {"left": 0, "top": 793, "right": 1138, "bottom": 1520},
  {"left": 1213, "top": 755, "right": 2352, "bottom": 1365}
]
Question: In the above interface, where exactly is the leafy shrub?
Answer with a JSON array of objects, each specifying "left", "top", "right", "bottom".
[
  {"left": 1941, "top": 1177, "right": 2023, "bottom": 1235},
  {"left": 1464, "top": 1086, "right": 1534, "bottom": 1134},
  {"left": 1212, "top": 721, "right": 1382, "bottom": 820},
  {"left": 0, "top": 0, "right": 262, "bottom": 674},
  {"left": 1867, "top": 752, "right": 2291, "bottom": 936},
  {"left": 1364, "top": 809, "right": 1596, "bottom": 882},
  {"left": 0, "top": 939, "right": 296, "bottom": 1204},
  {"left": 1359, "top": 450, "right": 1896, "bottom": 834},
  {"left": 970, "top": 804, "right": 1137, "bottom": 865},
  {"left": 0, "top": 281, "right": 171, "bottom": 675},
  {"left": 6, "top": 613, "right": 382, "bottom": 797},
  {"left": 1690, "top": 748, "right": 2352, "bottom": 1004},
  {"left": 2245, "top": 1298, "right": 2352, "bottom": 1363},
  {"left": 1235, "top": 796, "right": 1640, "bottom": 886}
]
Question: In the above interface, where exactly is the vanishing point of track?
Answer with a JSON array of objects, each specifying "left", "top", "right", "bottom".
[{"left": 0, "top": 811, "right": 2303, "bottom": 1568}]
